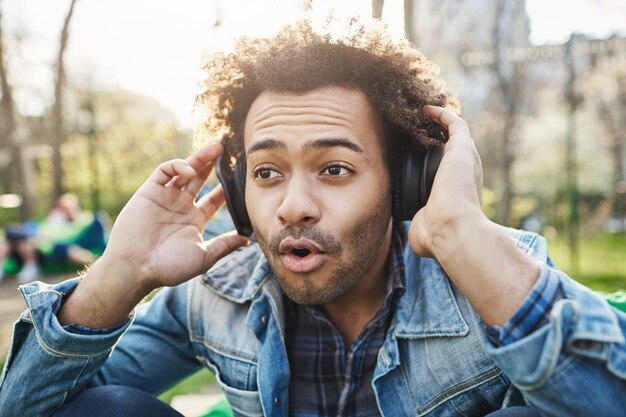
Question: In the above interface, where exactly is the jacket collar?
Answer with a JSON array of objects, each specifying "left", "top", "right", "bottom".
[
  {"left": 201, "top": 242, "right": 272, "bottom": 303},
  {"left": 392, "top": 245, "right": 469, "bottom": 339},
  {"left": 388, "top": 222, "right": 469, "bottom": 339}
]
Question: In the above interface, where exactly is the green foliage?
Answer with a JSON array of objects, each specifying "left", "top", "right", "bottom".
[
  {"left": 509, "top": 195, "right": 539, "bottom": 228},
  {"left": 33, "top": 89, "right": 192, "bottom": 218},
  {"left": 481, "top": 187, "right": 497, "bottom": 219},
  {"left": 0, "top": 207, "right": 22, "bottom": 227}
]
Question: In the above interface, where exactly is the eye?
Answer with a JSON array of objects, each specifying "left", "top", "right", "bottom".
[
  {"left": 253, "top": 166, "right": 281, "bottom": 180},
  {"left": 320, "top": 163, "right": 353, "bottom": 177}
]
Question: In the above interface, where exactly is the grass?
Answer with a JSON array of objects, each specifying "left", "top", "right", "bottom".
[
  {"left": 159, "top": 367, "right": 217, "bottom": 404},
  {"left": 546, "top": 232, "right": 626, "bottom": 292}
]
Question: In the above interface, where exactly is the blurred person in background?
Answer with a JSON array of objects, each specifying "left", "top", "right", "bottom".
[{"left": 0, "top": 193, "right": 107, "bottom": 283}]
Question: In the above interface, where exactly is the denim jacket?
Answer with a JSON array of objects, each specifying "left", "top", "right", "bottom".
[{"left": 1, "top": 226, "right": 626, "bottom": 417}]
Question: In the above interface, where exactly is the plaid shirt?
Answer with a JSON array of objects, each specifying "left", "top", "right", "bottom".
[
  {"left": 485, "top": 265, "right": 564, "bottom": 346},
  {"left": 284, "top": 228, "right": 406, "bottom": 417}
]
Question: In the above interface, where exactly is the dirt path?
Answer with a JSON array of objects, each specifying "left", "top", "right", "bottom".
[{"left": 0, "top": 274, "right": 71, "bottom": 356}]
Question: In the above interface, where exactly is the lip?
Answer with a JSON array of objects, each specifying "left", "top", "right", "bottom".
[
  {"left": 278, "top": 238, "right": 323, "bottom": 254},
  {"left": 280, "top": 252, "right": 326, "bottom": 273},
  {"left": 278, "top": 238, "right": 326, "bottom": 273}
]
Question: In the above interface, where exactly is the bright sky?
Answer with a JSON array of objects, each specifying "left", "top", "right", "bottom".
[{"left": 2, "top": 0, "right": 625, "bottom": 127}]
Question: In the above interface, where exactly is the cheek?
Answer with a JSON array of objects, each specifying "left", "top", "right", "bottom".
[
  {"left": 245, "top": 187, "right": 267, "bottom": 229},
  {"left": 245, "top": 185, "right": 283, "bottom": 239},
  {"left": 323, "top": 179, "right": 391, "bottom": 234}
]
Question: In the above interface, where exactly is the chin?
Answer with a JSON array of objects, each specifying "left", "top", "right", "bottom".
[{"left": 272, "top": 265, "right": 352, "bottom": 306}]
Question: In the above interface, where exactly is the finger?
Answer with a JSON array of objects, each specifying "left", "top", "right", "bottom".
[
  {"left": 149, "top": 159, "right": 197, "bottom": 186},
  {"left": 181, "top": 143, "right": 224, "bottom": 197},
  {"left": 184, "top": 161, "right": 216, "bottom": 198},
  {"left": 408, "top": 210, "right": 434, "bottom": 259},
  {"left": 425, "top": 106, "right": 483, "bottom": 203},
  {"left": 185, "top": 143, "right": 224, "bottom": 173},
  {"left": 196, "top": 184, "right": 226, "bottom": 220},
  {"left": 424, "top": 105, "right": 471, "bottom": 140},
  {"left": 201, "top": 231, "right": 249, "bottom": 270}
]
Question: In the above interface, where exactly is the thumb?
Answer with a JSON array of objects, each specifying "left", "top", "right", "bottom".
[
  {"left": 201, "top": 231, "right": 250, "bottom": 269},
  {"left": 408, "top": 210, "right": 434, "bottom": 258}
]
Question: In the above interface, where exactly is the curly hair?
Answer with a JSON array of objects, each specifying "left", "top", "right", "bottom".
[{"left": 193, "top": 18, "right": 459, "bottom": 163}]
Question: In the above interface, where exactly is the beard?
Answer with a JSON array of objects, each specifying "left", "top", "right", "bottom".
[{"left": 254, "top": 191, "right": 392, "bottom": 306}]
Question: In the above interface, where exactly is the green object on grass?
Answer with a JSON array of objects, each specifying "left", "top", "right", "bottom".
[
  {"left": 201, "top": 396, "right": 234, "bottom": 417},
  {"left": 598, "top": 290, "right": 626, "bottom": 313}
]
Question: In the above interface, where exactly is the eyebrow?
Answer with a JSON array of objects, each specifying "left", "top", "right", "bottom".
[
  {"left": 246, "top": 137, "right": 364, "bottom": 158},
  {"left": 303, "top": 138, "right": 364, "bottom": 154}
]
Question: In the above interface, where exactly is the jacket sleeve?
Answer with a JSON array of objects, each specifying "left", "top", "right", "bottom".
[
  {"left": 0, "top": 278, "right": 200, "bottom": 417},
  {"left": 486, "top": 232, "right": 626, "bottom": 416}
]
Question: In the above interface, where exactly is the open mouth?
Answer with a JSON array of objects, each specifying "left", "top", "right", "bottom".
[
  {"left": 279, "top": 238, "right": 325, "bottom": 273},
  {"left": 292, "top": 248, "right": 311, "bottom": 258}
]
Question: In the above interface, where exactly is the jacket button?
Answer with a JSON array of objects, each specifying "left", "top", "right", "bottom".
[
  {"left": 274, "top": 397, "right": 280, "bottom": 406},
  {"left": 261, "top": 315, "right": 268, "bottom": 324}
]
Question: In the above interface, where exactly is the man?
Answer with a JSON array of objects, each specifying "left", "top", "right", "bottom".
[
  {"left": 1, "top": 18, "right": 625, "bottom": 417},
  {"left": 0, "top": 193, "right": 106, "bottom": 283}
]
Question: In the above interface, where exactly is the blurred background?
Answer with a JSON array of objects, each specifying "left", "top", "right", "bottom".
[{"left": 0, "top": 0, "right": 624, "bottom": 287}]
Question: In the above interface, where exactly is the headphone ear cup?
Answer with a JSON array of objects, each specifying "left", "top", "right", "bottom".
[
  {"left": 419, "top": 144, "right": 444, "bottom": 209},
  {"left": 215, "top": 154, "right": 254, "bottom": 236},
  {"left": 392, "top": 144, "right": 444, "bottom": 221}
]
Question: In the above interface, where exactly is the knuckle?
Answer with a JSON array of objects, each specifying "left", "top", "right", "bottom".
[
  {"left": 174, "top": 159, "right": 188, "bottom": 168},
  {"left": 455, "top": 118, "right": 469, "bottom": 130}
]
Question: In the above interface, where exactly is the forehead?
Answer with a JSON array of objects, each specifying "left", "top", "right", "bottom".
[{"left": 243, "top": 86, "right": 382, "bottom": 151}]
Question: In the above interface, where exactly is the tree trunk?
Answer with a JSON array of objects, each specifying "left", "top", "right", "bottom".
[
  {"left": 564, "top": 36, "right": 581, "bottom": 273},
  {"left": 0, "top": 9, "right": 36, "bottom": 219},
  {"left": 491, "top": 0, "right": 524, "bottom": 226},
  {"left": 596, "top": 73, "right": 626, "bottom": 231},
  {"left": 404, "top": 0, "right": 416, "bottom": 46},
  {"left": 372, "top": 0, "right": 384, "bottom": 19},
  {"left": 51, "top": 0, "right": 78, "bottom": 202}
]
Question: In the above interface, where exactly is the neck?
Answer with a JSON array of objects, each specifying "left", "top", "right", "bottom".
[{"left": 321, "top": 222, "right": 393, "bottom": 348}]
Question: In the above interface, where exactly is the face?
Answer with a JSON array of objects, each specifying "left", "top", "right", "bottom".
[{"left": 244, "top": 86, "right": 393, "bottom": 306}]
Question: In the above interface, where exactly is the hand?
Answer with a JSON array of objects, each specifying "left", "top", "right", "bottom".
[
  {"left": 408, "top": 105, "right": 486, "bottom": 258},
  {"left": 99, "top": 143, "right": 248, "bottom": 292},
  {"left": 58, "top": 143, "right": 248, "bottom": 328},
  {"left": 408, "top": 106, "right": 540, "bottom": 326}
]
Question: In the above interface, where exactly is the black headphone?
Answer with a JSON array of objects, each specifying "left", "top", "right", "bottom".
[{"left": 216, "top": 142, "right": 444, "bottom": 237}]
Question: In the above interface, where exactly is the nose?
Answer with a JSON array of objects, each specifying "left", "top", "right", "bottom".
[{"left": 276, "top": 174, "right": 321, "bottom": 228}]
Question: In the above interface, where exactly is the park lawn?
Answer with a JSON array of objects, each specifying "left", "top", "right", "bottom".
[
  {"left": 159, "top": 368, "right": 216, "bottom": 404},
  {"left": 546, "top": 233, "right": 626, "bottom": 292}
]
